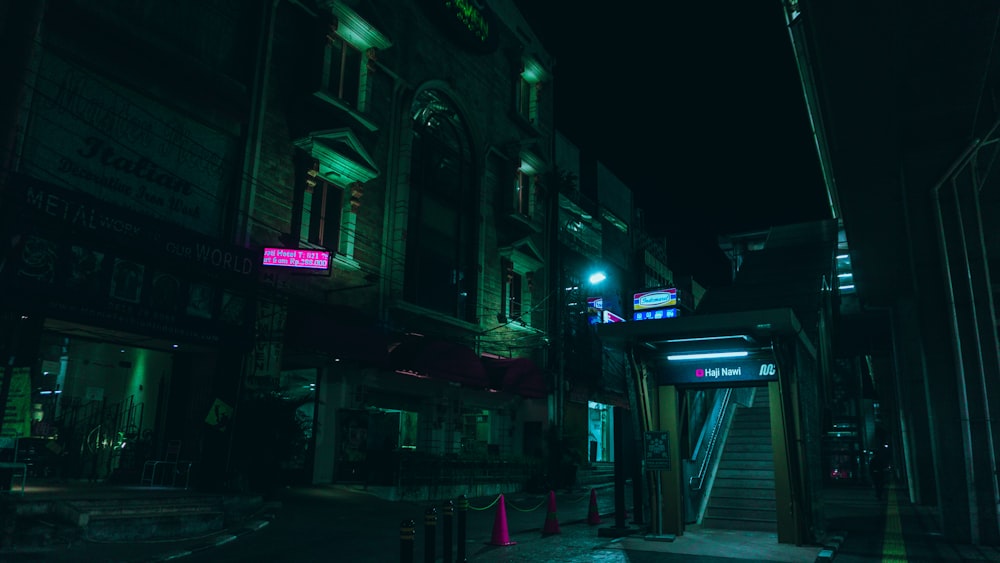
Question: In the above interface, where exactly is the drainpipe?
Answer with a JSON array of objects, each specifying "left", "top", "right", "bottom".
[
  {"left": 931, "top": 138, "right": 982, "bottom": 544},
  {"left": 237, "top": 0, "right": 280, "bottom": 246}
]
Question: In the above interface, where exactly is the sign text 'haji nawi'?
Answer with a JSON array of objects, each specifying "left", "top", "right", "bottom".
[{"left": 656, "top": 355, "right": 779, "bottom": 386}]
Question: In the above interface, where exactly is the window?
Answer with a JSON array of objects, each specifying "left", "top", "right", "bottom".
[
  {"left": 517, "top": 76, "right": 535, "bottom": 123},
  {"left": 498, "top": 239, "right": 544, "bottom": 328},
  {"left": 515, "top": 169, "right": 532, "bottom": 218},
  {"left": 324, "top": 32, "right": 363, "bottom": 108},
  {"left": 406, "top": 89, "right": 478, "bottom": 322},
  {"left": 293, "top": 129, "right": 379, "bottom": 269},
  {"left": 513, "top": 151, "right": 544, "bottom": 222},
  {"left": 516, "top": 57, "right": 549, "bottom": 126},
  {"left": 316, "top": 2, "right": 392, "bottom": 119},
  {"left": 304, "top": 166, "right": 346, "bottom": 249}
]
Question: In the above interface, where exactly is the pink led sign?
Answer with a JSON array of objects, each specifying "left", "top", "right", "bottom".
[{"left": 262, "top": 247, "right": 330, "bottom": 270}]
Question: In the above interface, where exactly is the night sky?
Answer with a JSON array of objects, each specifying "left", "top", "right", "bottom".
[{"left": 514, "top": 1, "right": 831, "bottom": 289}]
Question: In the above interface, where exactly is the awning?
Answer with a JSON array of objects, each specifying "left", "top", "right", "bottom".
[
  {"left": 482, "top": 356, "right": 547, "bottom": 398},
  {"left": 388, "top": 335, "right": 489, "bottom": 388},
  {"left": 284, "top": 304, "right": 390, "bottom": 368}
]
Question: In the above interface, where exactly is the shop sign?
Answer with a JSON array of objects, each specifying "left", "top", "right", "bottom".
[
  {"left": 20, "top": 51, "right": 232, "bottom": 234},
  {"left": 10, "top": 173, "right": 259, "bottom": 279},
  {"left": 657, "top": 357, "right": 779, "bottom": 386},
  {"left": 633, "top": 288, "right": 677, "bottom": 311},
  {"left": 633, "top": 308, "right": 679, "bottom": 321},
  {"left": 262, "top": 248, "right": 330, "bottom": 270},
  {"left": 419, "top": 0, "right": 499, "bottom": 54}
]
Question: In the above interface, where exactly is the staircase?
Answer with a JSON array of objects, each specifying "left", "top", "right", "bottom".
[{"left": 701, "top": 389, "right": 777, "bottom": 532}]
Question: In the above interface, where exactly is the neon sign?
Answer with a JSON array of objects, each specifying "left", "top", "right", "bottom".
[
  {"left": 262, "top": 248, "right": 330, "bottom": 270},
  {"left": 421, "top": 0, "right": 499, "bottom": 53}
]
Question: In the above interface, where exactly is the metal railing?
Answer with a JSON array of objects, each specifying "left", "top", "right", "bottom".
[{"left": 688, "top": 388, "right": 732, "bottom": 491}]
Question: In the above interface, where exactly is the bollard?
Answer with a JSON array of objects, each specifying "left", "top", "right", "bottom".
[
  {"left": 400, "top": 519, "right": 415, "bottom": 563},
  {"left": 456, "top": 495, "right": 468, "bottom": 562},
  {"left": 442, "top": 500, "right": 454, "bottom": 563},
  {"left": 424, "top": 507, "right": 438, "bottom": 563}
]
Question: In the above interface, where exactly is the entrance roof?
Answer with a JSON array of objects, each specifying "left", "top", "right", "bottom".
[{"left": 596, "top": 307, "right": 816, "bottom": 360}]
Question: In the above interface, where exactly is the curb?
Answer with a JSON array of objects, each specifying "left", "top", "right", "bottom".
[{"left": 148, "top": 514, "right": 275, "bottom": 562}]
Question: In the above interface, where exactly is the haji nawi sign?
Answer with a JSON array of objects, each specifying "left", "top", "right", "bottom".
[{"left": 656, "top": 355, "right": 779, "bottom": 386}]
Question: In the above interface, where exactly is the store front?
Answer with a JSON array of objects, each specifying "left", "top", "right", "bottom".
[{"left": 0, "top": 174, "right": 257, "bottom": 486}]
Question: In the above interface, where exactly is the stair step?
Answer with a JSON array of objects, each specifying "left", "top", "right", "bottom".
[
  {"left": 712, "top": 478, "right": 776, "bottom": 489},
  {"left": 708, "top": 497, "right": 777, "bottom": 510},
  {"left": 85, "top": 510, "right": 225, "bottom": 542},
  {"left": 719, "top": 459, "right": 774, "bottom": 471},
  {"left": 724, "top": 443, "right": 773, "bottom": 453},
  {"left": 702, "top": 516, "right": 777, "bottom": 532},
  {"left": 717, "top": 468, "right": 774, "bottom": 479},
  {"left": 722, "top": 451, "right": 773, "bottom": 461},
  {"left": 710, "top": 487, "right": 776, "bottom": 500}
]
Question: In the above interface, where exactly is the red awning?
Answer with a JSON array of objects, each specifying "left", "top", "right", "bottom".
[
  {"left": 482, "top": 356, "right": 547, "bottom": 398},
  {"left": 389, "top": 336, "right": 489, "bottom": 388}
]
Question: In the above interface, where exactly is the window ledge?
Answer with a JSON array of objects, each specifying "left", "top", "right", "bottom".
[
  {"left": 505, "top": 211, "right": 543, "bottom": 233},
  {"left": 313, "top": 90, "right": 380, "bottom": 132},
  {"left": 298, "top": 241, "right": 361, "bottom": 272},
  {"left": 511, "top": 111, "right": 542, "bottom": 136},
  {"left": 331, "top": 253, "right": 361, "bottom": 272}
]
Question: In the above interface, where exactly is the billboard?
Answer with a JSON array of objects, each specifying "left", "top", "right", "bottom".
[{"left": 633, "top": 288, "right": 677, "bottom": 311}]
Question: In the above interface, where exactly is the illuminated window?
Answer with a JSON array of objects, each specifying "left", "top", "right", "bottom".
[
  {"left": 294, "top": 129, "right": 379, "bottom": 269},
  {"left": 317, "top": 3, "right": 391, "bottom": 116},
  {"left": 501, "top": 258, "right": 524, "bottom": 321}
]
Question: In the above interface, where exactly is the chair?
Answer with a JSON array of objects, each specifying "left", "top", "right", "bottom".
[{"left": 140, "top": 440, "right": 194, "bottom": 488}]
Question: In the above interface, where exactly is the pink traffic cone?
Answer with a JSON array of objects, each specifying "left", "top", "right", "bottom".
[
  {"left": 587, "top": 488, "right": 602, "bottom": 525},
  {"left": 489, "top": 494, "right": 517, "bottom": 546},
  {"left": 542, "top": 490, "right": 561, "bottom": 535}
]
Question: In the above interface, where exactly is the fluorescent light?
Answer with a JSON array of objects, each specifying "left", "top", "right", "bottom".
[
  {"left": 664, "top": 335, "right": 750, "bottom": 344},
  {"left": 837, "top": 254, "right": 849, "bottom": 259},
  {"left": 840, "top": 284, "right": 855, "bottom": 290},
  {"left": 589, "top": 272, "right": 607, "bottom": 284},
  {"left": 667, "top": 351, "right": 749, "bottom": 361},
  {"left": 837, "top": 273, "right": 853, "bottom": 278}
]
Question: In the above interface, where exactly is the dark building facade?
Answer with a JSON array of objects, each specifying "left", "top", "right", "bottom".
[
  {"left": 0, "top": 0, "right": 557, "bottom": 497},
  {"left": 784, "top": 0, "right": 1000, "bottom": 545}
]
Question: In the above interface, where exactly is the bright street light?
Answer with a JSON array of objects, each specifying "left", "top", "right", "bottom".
[{"left": 588, "top": 271, "right": 607, "bottom": 284}]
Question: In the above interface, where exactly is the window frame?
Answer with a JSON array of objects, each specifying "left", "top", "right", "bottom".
[{"left": 293, "top": 129, "right": 380, "bottom": 271}]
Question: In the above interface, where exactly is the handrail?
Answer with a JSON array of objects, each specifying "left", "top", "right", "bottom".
[{"left": 689, "top": 388, "right": 732, "bottom": 491}]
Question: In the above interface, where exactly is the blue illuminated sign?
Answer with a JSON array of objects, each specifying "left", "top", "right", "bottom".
[{"left": 633, "top": 308, "right": 679, "bottom": 321}]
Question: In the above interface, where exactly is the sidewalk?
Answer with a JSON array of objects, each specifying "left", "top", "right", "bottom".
[{"left": 6, "top": 481, "right": 1000, "bottom": 562}]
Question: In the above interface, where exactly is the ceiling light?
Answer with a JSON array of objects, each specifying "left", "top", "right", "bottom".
[{"left": 666, "top": 351, "right": 749, "bottom": 361}]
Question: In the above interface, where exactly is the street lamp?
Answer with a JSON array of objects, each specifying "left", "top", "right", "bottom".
[{"left": 588, "top": 271, "right": 607, "bottom": 285}]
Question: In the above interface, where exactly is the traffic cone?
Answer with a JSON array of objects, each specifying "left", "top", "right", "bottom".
[
  {"left": 489, "top": 494, "right": 516, "bottom": 546},
  {"left": 587, "top": 488, "right": 602, "bottom": 525},
  {"left": 542, "top": 490, "right": 561, "bottom": 535}
]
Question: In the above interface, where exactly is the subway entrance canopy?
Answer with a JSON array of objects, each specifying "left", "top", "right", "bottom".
[
  {"left": 595, "top": 306, "right": 820, "bottom": 545},
  {"left": 597, "top": 307, "right": 816, "bottom": 389}
]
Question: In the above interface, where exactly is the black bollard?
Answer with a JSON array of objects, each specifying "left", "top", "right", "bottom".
[
  {"left": 442, "top": 500, "right": 454, "bottom": 563},
  {"left": 424, "top": 507, "right": 438, "bottom": 563},
  {"left": 400, "top": 519, "right": 415, "bottom": 563},
  {"left": 456, "top": 495, "right": 468, "bottom": 562}
]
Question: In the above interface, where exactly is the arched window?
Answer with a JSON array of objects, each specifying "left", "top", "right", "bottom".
[{"left": 406, "top": 89, "right": 478, "bottom": 321}]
